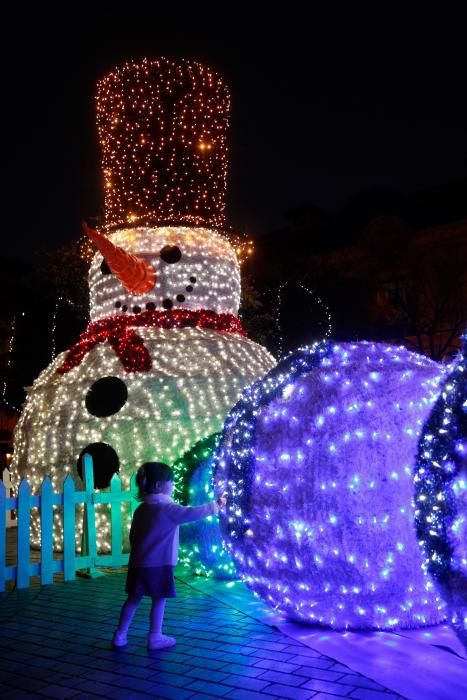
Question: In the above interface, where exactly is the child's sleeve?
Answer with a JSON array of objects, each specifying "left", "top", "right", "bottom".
[{"left": 166, "top": 501, "right": 219, "bottom": 525}]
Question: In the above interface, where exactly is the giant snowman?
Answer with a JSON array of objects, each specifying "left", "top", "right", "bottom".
[{"left": 12, "top": 58, "right": 275, "bottom": 551}]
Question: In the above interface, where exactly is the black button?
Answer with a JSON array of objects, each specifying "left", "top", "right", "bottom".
[
  {"left": 160, "top": 246, "right": 182, "bottom": 264},
  {"left": 85, "top": 377, "right": 128, "bottom": 418}
]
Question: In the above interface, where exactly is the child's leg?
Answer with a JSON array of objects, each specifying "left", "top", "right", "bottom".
[
  {"left": 149, "top": 597, "right": 166, "bottom": 635},
  {"left": 148, "top": 598, "right": 176, "bottom": 649},
  {"left": 117, "top": 594, "right": 143, "bottom": 633}
]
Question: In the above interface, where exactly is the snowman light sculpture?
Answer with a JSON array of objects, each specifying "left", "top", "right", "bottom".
[{"left": 12, "top": 58, "right": 275, "bottom": 552}]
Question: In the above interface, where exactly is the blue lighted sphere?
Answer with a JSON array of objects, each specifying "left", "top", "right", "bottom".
[
  {"left": 180, "top": 454, "right": 237, "bottom": 579},
  {"left": 215, "top": 341, "right": 449, "bottom": 629},
  {"left": 415, "top": 338, "right": 467, "bottom": 642}
]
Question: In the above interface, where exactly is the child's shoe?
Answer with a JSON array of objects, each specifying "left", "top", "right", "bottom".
[
  {"left": 148, "top": 633, "right": 176, "bottom": 650},
  {"left": 112, "top": 629, "right": 128, "bottom": 647}
]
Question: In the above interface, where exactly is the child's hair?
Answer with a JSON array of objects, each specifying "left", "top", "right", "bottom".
[{"left": 136, "top": 462, "right": 174, "bottom": 500}]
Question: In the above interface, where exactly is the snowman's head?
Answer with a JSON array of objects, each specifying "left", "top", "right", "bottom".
[{"left": 88, "top": 226, "right": 241, "bottom": 322}]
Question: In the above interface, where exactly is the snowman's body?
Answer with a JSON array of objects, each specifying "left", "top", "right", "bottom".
[{"left": 12, "top": 226, "right": 275, "bottom": 549}]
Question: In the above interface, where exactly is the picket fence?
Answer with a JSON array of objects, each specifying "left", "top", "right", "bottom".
[{"left": 0, "top": 455, "right": 138, "bottom": 591}]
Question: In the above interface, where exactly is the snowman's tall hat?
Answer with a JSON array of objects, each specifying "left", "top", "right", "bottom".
[
  {"left": 82, "top": 222, "right": 156, "bottom": 295},
  {"left": 96, "top": 57, "right": 230, "bottom": 231}
]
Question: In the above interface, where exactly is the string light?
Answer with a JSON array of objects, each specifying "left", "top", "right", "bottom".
[
  {"left": 414, "top": 333, "right": 467, "bottom": 639},
  {"left": 274, "top": 282, "right": 287, "bottom": 358},
  {"left": 173, "top": 433, "right": 237, "bottom": 578},
  {"left": 96, "top": 58, "right": 230, "bottom": 231},
  {"left": 273, "top": 281, "right": 333, "bottom": 358},
  {"left": 88, "top": 226, "right": 242, "bottom": 322},
  {"left": 51, "top": 296, "right": 77, "bottom": 361},
  {"left": 12, "top": 59, "right": 275, "bottom": 555},
  {"left": 1, "top": 315, "right": 22, "bottom": 413},
  {"left": 214, "top": 341, "right": 448, "bottom": 629},
  {"left": 57, "top": 308, "right": 246, "bottom": 375},
  {"left": 298, "top": 282, "right": 332, "bottom": 339},
  {"left": 228, "top": 234, "right": 254, "bottom": 266},
  {"left": 173, "top": 433, "right": 220, "bottom": 504},
  {"left": 77, "top": 231, "right": 100, "bottom": 264}
]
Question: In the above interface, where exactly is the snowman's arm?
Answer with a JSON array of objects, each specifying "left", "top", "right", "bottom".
[{"left": 167, "top": 501, "right": 218, "bottom": 524}]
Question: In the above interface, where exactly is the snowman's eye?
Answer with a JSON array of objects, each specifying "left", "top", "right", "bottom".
[
  {"left": 160, "top": 246, "right": 182, "bottom": 264},
  {"left": 100, "top": 260, "right": 112, "bottom": 275}
]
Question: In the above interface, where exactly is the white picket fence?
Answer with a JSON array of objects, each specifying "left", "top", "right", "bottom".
[
  {"left": 2, "top": 467, "right": 16, "bottom": 529},
  {"left": 0, "top": 455, "right": 138, "bottom": 591}
]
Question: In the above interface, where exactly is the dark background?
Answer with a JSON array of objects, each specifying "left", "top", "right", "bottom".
[
  {"left": 0, "top": 8, "right": 466, "bottom": 417},
  {"left": 4, "top": 8, "right": 467, "bottom": 261}
]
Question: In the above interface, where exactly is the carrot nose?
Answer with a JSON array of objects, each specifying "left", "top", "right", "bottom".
[{"left": 83, "top": 222, "right": 156, "bottom": 295}]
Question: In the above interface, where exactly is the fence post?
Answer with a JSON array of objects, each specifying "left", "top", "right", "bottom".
[
  {"left": 2, "top": 466, "right": 137, "bottom": 590},
  {"left": 63, "top": 474, "right": 76, "bottom": 581},
  {"left": 0, "top": 480, "right": 5, "bottom": 592},
  {"left": 130, "top": 472, "right": 138, "bottom": 517},
  {"left": 79, "top": 454, "right": 104, "bottom": 578},
  {"left": 3, "top": 468, "right": 16, "bottom": 528},
  {"left": 110, "top": 473, "right": 124, "bottom": 566},
  {"left": 17, "top": 479, "right": 31, "bottom": 589},
  {"left": 40, "top": 476, "right": 53, "bottom": 585}
]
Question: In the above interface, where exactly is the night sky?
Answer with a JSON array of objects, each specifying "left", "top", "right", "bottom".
[{"left": 5, "top": 9, "right": 467, "bottom": 263}]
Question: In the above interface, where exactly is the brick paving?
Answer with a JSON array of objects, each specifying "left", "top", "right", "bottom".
[{"left": 0, "top": 571, "right": 406, "bottom": 699}]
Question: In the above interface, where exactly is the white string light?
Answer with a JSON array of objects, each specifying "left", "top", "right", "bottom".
[
  {"left": 273, "top": 281, "right": 333, "bottom": 358},
  {"left": 1, "top": 315, "right": 22, "bottom": 413},
  {"left": 51, "top": 296, "right": 77, "bottom": 361}
]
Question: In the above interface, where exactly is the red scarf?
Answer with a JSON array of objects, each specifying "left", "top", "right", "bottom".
[{"left": 57, "top": 309, "right": 246, "bottom": 374}]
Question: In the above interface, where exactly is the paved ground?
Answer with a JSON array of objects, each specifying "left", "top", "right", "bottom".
[{"left": 0, "top": 571, "right": 405, "bottom": 700}]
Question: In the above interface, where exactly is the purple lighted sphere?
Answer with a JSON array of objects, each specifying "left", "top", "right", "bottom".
[{"left": 215, "top": 342, "right": 448, "bottom": 629}]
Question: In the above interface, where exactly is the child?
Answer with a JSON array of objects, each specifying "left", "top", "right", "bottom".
[{"left": 113, "top": 461, "right": 226, "bottom": 650}]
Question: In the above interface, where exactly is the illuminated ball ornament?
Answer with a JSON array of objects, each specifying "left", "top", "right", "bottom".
[
  {"left": 415, "top": 335, "right": 467, "bottom": 643},
  {"left": 215, "top": 341, "right": 448, "bottom": 629},
  {"left": 173, "top": 434, "right": 237, "bottom": 579}
]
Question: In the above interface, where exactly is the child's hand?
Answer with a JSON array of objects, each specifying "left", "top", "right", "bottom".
[{"left": 217, "top": 493, "right": 227, "bottom": 509}]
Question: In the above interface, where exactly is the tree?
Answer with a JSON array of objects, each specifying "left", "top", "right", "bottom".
[
  {"left": 372, "top": 226, "right": 467, "bottom": 360},
  {"left": 239, "top": 273, "right": 275, "bottom": 349}
]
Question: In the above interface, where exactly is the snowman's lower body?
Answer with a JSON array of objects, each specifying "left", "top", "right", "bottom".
[{"left": 12, "top": 327, "right": 275, "bottom": 554}]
